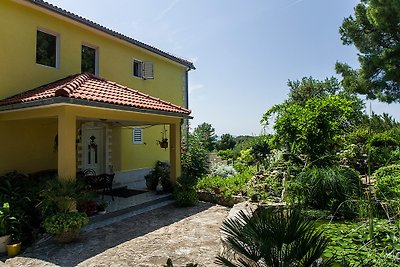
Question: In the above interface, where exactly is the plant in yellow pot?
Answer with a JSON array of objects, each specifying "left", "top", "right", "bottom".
[
  {"left": 6, "top": 234, "right": 21, "bottom": 257},
  {"left": 0, "top": 203, "right": 15, "bottom": 253}
]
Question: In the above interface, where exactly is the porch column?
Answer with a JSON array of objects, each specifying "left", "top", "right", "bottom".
[
  {"left": 58, "top": 109, "right": 76, "bottom": 179},
  {"left": 169, "top": 122, "right": 181, "bottom": 183}
]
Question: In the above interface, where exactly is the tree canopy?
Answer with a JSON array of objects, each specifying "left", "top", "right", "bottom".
[
  {"left": 192, "top": 122, "right": 217, "bottom": 152},
  {"left": 262, "top": 77, "right": 365, "bottom": 166},
  {"left": 336, "top": 0, "right": 400, "bottom": 103}
]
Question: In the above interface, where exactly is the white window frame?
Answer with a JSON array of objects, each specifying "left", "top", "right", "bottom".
[
  {"left": 132, "top": 128, "right": 143, "bottom": 144},
  {"left": 133, "top": 59, "right": 154, "bottom": 79},
  {"left": 81, "top": 43, "right": 99, "bottom": 76},
  {"left": 133, "top": 59, "right": 143, "bottom": 78},
  {"left": 36, "top": 28, "right": 60, "bottom": 68}
]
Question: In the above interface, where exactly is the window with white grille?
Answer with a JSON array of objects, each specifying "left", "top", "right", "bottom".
[{"left": 132, "top": 128, "right": 143, "bottom": 144}]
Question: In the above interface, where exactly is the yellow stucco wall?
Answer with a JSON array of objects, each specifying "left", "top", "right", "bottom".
[
  {"left": 119, "top": 125, "right": 169, "bottom": 171},
  {"left": 0, "top": 1, "right": 187, "bottom": 104},
  {"left": 0, "top": 1, "right": 188, "bottom": 175},
  {"left": 0, "top": 118, "right": 58, "bottom": 174}
]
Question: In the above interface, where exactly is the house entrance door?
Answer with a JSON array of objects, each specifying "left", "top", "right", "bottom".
[{"left": 82, "top": 126, "right": 105, "bottom": 174}]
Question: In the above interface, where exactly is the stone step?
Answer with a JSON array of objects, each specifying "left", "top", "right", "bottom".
[{"left": 83, "top": 194, "right": 173, "bottom": 232}]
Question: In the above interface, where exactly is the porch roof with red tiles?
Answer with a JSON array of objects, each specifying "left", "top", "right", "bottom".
[{"left": 0, "top": 73, "right": 191, "bottom": 117}]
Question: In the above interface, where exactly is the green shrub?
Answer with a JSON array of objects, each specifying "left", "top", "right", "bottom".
[
  {"left": 145, "top": 161, "right": 172, "bottom": 192},
  {"left": 374, "top": 164, "right": 400, "bottom": 199},
  {"left": 321, "top": 219, "right": 400, "bottom": 266},
  {"left": 210, "top": 163, "right": 237, "bottom": 178},
  {"left": 196, "top": 170, "right": 253, "bottom": 202},
  {"left": 216, "top": 207, "right": 333, "bottom": 267},
  {"left": 43, "top": 212, "right": 88, "bottom": 236},
  {"left": 173, "top": 176, "right": 198, "bottom": 207},
  {"left": 289, "top": 166, "right": 362, "bottom": 217},
  {"left": 181, "top": 137, "right": 209, "bottom": 179}
]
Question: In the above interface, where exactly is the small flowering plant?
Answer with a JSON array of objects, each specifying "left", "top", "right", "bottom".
[{"left": 0, "top": 202, "right": 16, "bottom": 236}]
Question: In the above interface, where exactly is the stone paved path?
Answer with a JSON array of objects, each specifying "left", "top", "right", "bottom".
[{"left": 4, "top": 202, "right": 229, "bottom": 267}]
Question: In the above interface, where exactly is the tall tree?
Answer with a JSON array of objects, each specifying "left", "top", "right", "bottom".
[
  {"left": 336, "top": 0, "right": 400, "bottom": 103},
  {"left": 216, "top": 133, "right": 236, "bottom": 151},
  {"left": 192, "top": 122, "right": 217, "bottom": 152}
]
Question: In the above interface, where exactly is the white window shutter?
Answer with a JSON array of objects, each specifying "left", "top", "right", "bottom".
[
  {"left": 143, "top": 61, "right": 154, "bottom": 79},
  {"left": 132, "top": 128, "right": 143, "bottom": 144}
]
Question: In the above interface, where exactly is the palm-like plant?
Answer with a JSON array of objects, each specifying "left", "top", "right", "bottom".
[{"left": 216, "top": 207, "right": 333, "bottom": 267}]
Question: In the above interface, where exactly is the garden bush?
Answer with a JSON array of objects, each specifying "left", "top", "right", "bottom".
[
  {"left": 173, "top": 175, "right": 198, "bottom": 207},
  {"left": 217, "top": 207, "right": 333, "bottom": 267},
  {"left": 196, "top": 170, "right": 253, "bottom": 202},
  {"left": 289, "top": 166, "right": 362, "bottom": 217},
  {"left": 321, "top": 219, "right": 400, "bottom": 266},
  {"left": 210, "top": 163, "right": 237, "bottom": 178},
  {"left": 374, "top": 164, "right": 400, "bottom": 199}
]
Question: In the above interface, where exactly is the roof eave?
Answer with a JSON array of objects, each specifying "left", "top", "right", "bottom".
[
  {"left": 0, "top": 97, "right": 193, "bottom": 119},
  {"left": 26, "top": 0, "right": 195, "bottom": 70}
]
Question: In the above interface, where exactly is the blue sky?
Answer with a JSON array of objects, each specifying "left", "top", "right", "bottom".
[{"left": 50, "top": 0, "right": 399, "bottom": 136}]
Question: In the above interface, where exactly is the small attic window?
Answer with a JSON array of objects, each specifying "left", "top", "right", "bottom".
[
  {"left": 132, "top": 128, "right": 143, "bottom": 144},
  {"left": 133, "top": 59, "right": 154, "bottom": 79}
]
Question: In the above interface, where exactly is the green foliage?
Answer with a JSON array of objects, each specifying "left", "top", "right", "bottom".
[
  {"left": 374, "top": 164, "right": 400, "bottom": 199},
  {"left": 145, "top": 161, "right": 172, "bottom": 192},
  {"left": 289, "top": 166, "right": 362, "bottom": 217},
  {"left": 262, "top": 95, "right": 364, "bottom": 166},
  {"left": 321, "top": 219, "right": 400, "bottom": 266},
  {"left": 192, "top": 122, "right": 217, "bottom": 152},
  {"left": 163, "top": 258, "right": 198, "bottom": 267},
  {"left": 182, "top": 134, "right": 209, "bottom": 179},
  {"left": 287, "top": 76, "right": 342, "bottom": 104},
  {"left": 196, "top": 170, "right": 253, "bottom": 202},
  {"left": 216, "top": 133, "right": 236, "bottom": 151},
  {"left": 249, "top": 135, "right": 271, "bottom": 171},
  {"left": 217, "top": 149, "right": 235, "bottom": 163},
  {"left": 210, "top": 163, "right": 237, "bottom": 178},
  {"left": 39, "top": 178, "right": 89, "bottom": 215},
  {"left": 173, "top": 175, "right": 198, "bottom": 207},
  {"left": 0, "top": 203, "right": 15, "bottom": 236},
  {"left": 0, "top": 171, "right": 53, "bottom": 243},
  {"left": 336, "top": 0, "right": 400, "bottom": 103},
  {"left": 216, "top": 207, "right": 333, "bottom": 267},
  {"left": 42, "top": 212, "right": 88, "bottom": 236}
]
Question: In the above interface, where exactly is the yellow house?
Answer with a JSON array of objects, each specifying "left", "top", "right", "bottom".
[{"left": 0, "top": 0, "right": 195, "bottom": 186}]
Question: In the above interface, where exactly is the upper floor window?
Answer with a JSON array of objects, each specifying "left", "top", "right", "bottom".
[
  {"left": 81, "top": 44, "right": 98, "bottom": 75},
  {"left": 36, "top": 30, "right": 59, "bottom": 68},
  {"left": 133, "top": 59, "right": 154, "bottom": 79}
]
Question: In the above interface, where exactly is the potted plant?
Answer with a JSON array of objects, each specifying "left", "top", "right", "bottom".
[
  {"left": 42, "top": 212, "right": 88, "bottom": 243},
  {"left": 0, "top": 203, "right": 15, "bottom": 253},
  {"left": 39, "top": 178, "right": 89, "bottom": 215},
  {"left": 96, "top": 200, "right": 108, "bottom": 214},
  {"left": 159, "top": 138, "right": 168, "bottom": 149},
  {"left": 158, "top": 125, "right": 168, "bottom": 149},
  {"left": 6, "top": 233, "right": 22, "bottom": 257}
]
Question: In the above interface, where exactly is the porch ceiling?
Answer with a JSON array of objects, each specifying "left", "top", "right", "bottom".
[{"left": 0, "top": 73, "right": 192, "bottom": 119}]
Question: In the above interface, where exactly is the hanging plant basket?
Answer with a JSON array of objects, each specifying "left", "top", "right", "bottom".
[{"left": 159, "top": 139, "right": 168, "bottom": 149}]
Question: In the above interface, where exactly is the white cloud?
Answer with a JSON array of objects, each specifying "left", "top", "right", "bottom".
[
  {"left": 154, "top": 0, "right": 180, "bottom": 23},
  {"left": 287, "top": 0, "right": 305, "bottom": 8}
]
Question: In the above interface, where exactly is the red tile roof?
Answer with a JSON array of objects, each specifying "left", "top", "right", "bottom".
[
  {"left": 0, "top": 73, "right": 191, "bottom": 116},
  {"left": 26, "top": 0, "right": 195, "bottom": 70}
]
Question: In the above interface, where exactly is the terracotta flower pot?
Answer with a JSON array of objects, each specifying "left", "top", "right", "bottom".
[{"left": 160, "top": 141, "right": 168, "bottom": 149}]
